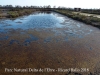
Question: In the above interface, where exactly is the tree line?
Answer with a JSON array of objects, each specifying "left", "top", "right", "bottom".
[
  {"left": 0, "top": 5, "right": 52, "bottom": 9},
  {"left": 0, "top": 5, "right": 100, "bottom": 15}
]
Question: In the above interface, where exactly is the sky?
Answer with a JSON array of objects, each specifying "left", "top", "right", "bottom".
[{"left": 0, "top": 0, "right": 100, "bottom": 9}]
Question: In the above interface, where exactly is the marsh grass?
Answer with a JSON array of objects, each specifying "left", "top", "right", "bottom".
[
  {"left": 7, "top": 9, "right": 35, "bottom": 18},
  {"left": 54, "top": 10, "right": 100, "bottom": 29}
]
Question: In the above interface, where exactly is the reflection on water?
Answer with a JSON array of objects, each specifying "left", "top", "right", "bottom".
[
  {"left": 0, "top": 12, "right": 64, "bottom": 29},
  {"left": 0, "top": 12, "right": 93, "bottom": 35},
  {"left": 0, "top": 11, "right": 96, "bottom": 45}
]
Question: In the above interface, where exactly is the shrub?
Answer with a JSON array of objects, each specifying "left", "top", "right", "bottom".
[
  {"left": 90, "top": 17, "right": 100, "bottom": 22},
  {"left": 7, "top": 11, "right": 19, "bottom": 18}
]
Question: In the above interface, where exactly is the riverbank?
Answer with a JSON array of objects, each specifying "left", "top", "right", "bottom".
[
  {"left": 54, "top": 10, "right": 100, "bottom": 29},
  {"left": 0, "top": 9, "right": 36, "bottom": 18}
]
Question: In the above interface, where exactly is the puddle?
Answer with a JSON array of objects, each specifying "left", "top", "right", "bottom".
[
  {"left": 56, "top": 38, "right": 62, "bottom": 42},
  {"left": 29, "top": 34, "right": 38, "bottom": 41},
  {"left": 15, "top": 21, "right": 22, "bottom": 23},
  {"left": 23, "top": 34, "right": 38, "bottom": 46},
  {"left": 90, "top": 47, "right": 92, "bottom": 50},
  {"left": 64, "top": 37, "right": 69, "bottom": 42},
  {"left": 9, "top": 40, "right": 20, "bottom": 45},
  {"left": 0, "top": 36, "right": 9, "bottom": 40},
  {"left": 44, "top": 37, "right": 52, "bottom": 43},
  {"left": 0, "top": 29, "right": 8, "bottom": 34}
]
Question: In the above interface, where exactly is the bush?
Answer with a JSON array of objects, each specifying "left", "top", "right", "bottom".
[
  {"left": 90, "top": 17, "right": 100, "bottom": 22},
  {"left": 7, "top": 11, "right": 19, "bottom": 18},
  {"left": 7, "top": 9, "right": 34, "bottom": 18}
]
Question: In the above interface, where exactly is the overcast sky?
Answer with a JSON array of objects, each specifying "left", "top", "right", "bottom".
[{"left": 0, "top": 0, "right": 100, "bottom": 9}]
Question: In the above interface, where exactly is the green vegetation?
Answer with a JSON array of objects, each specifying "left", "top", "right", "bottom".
[
  {"left": 7, "top": 9, "right": 35, "bottom": 18},
  {"left": 82, "top": 9, "right": 100, "bottom": 15},
  {"left": 54, "top": 10, "right": 100, "bottom": 29},
  {"left": 7, "top": 11, "right": 19, "bottom": 18}
]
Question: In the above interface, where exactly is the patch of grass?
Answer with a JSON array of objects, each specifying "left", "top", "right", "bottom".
[
  {"left": 7, "top": 11, "right": 19, "bottom": 18},
  {"left": 90, "top": 16, "right": 100, "bottom": 22},
  {"left": 7, "top": 9, "right": 35, "bottom": 18}
]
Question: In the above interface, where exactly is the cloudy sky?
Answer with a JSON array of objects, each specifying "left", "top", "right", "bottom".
[{"left": 0, "top": 0, "right": 100, "bottom": 8}]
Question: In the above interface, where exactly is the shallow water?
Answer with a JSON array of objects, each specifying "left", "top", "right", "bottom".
[
  {"left": 0, "top": 11, "right": 100, "bottom": 75},
  {"left": 0, "top": 11, "right": 95, "bottom": 42},
  {"left": 0, "top": 12, "right": 64, "bottom": 29}
]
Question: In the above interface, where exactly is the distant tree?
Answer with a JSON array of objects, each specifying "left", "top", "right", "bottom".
[
  {"left": 2, "top": 5, "right": 13, "bottom": 9},
  {"left": 43, "top": 6, "right": 46, "bottom": 8},
  {"left": 53, "top": 6, "right": 56, "bottom": 9},
  {"left": 47, "top": 5, "right": 51, "bottom": 8},
  {"left": 0, "top": 5, "right": 2, "bottom": 9},
  {"left": 23, "top": 6, "right": 26, "bottom": 9},
  {"left": 15, "top": 5, "right": 22, "bottom": 8},
  {"left": 30, "top": 6, "right": 34, "bottom": 8}
]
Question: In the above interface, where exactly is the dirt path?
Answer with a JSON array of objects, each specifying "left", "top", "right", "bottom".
[
  {"left": 73, "top": 12, "right": 100, "bottom": 18},
  {"left": 0, "top": 12, "right": 8, "bottom": 18}
]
